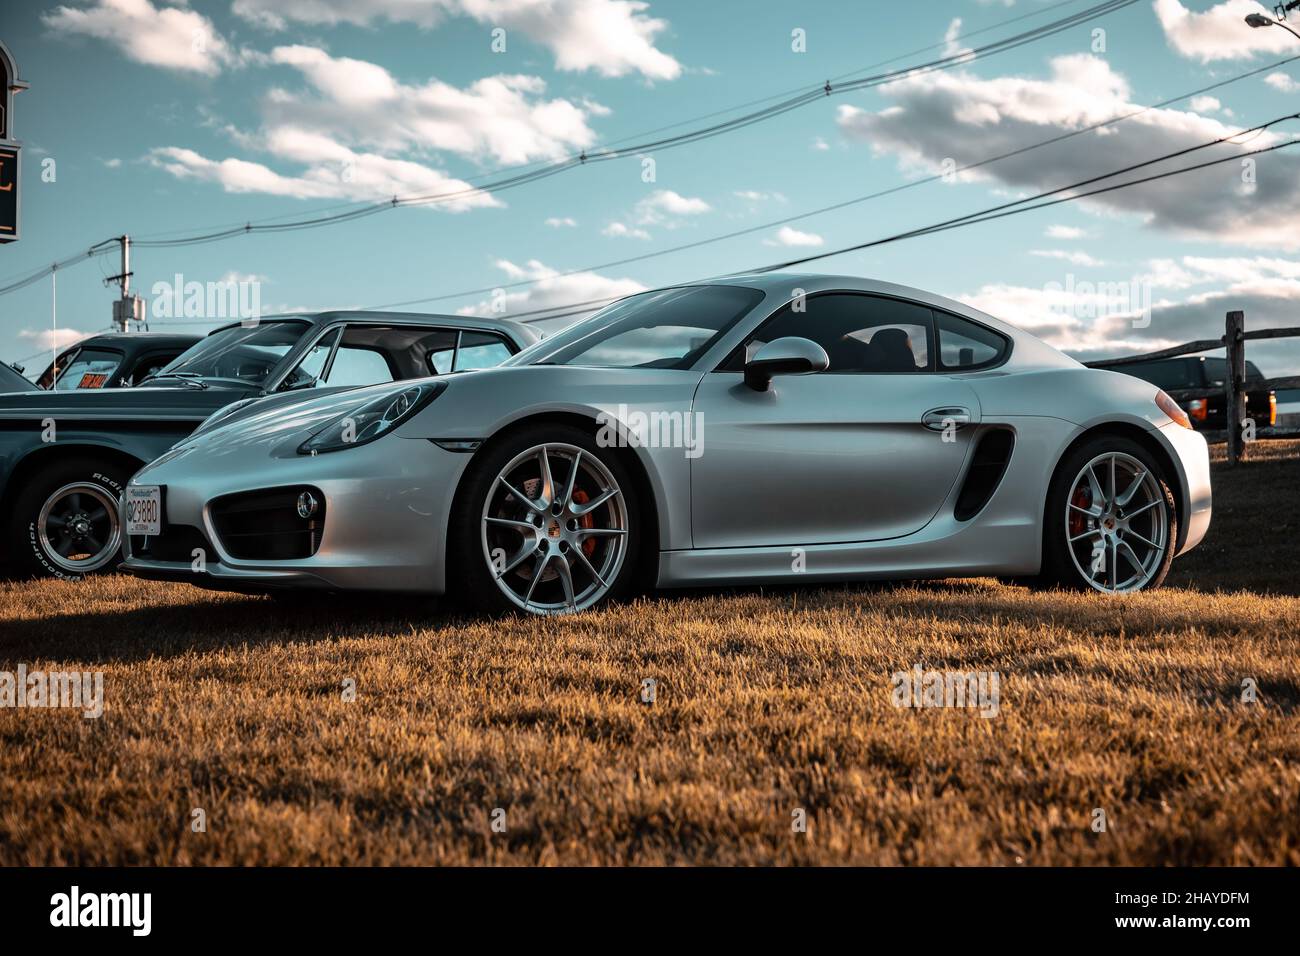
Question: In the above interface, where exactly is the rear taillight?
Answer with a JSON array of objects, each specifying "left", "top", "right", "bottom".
[
  {"left": 1155, "top": 390, "right": 1192, "bottom": 429},
  {"left": 1187, "top": 398, "right": 1208, "bottom": 422},
  {"left": 1269, "top": 392, "right": 1277, "bottom": 427}
]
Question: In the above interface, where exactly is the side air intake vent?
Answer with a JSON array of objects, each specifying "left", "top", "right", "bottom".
[{"left": 954, "top": 429, "right": 1015, "bottom": 522}]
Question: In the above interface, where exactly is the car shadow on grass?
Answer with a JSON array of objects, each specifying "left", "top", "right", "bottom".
[
  {"left": 1, "top": 570, "right": 1292, "bottom": 668},
  {"left": 0, "top": 588, "right": 464, "bottom": 664}
]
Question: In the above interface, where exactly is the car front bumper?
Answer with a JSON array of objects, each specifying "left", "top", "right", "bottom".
[
  {"left": 121, "top": 435, "right": 471, "bottom": 594},
  {"left": 1157, "top": 420, "right": 1212, "bottom": 556}
]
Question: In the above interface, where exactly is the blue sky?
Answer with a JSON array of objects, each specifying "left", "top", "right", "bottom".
[{"left": 2, "top": 0, "right": 1300, "bottom": 375}]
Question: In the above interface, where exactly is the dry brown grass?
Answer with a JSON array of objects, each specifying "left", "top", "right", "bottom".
[{"left": 0, "top": 442, "right": 1297, "bottom": 865}]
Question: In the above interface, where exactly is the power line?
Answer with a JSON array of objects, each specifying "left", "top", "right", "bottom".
[
  {"left": 0, "top": 239, "right": 119, "bottom": 298},
  {"left": 125, "top": 0, "right": 1094, "bottom": 244},
  {"left": 131, "top": 0, "right": 1139, "bottom": 246},
  {"left": 357, "top": 70, "right": 1300, "bottom": 313},
  {"left": 756, "top": 113, "right": 1300, "bottom": 272},
  {"left": 467, "top": 120, "right": 1300, "bottom": 324},
  {"left": 143, "top": 126, "right": 1300, "bottom": 334},
  {"left": 0, "top": 0, "right": 1137, "bottom": 295}
]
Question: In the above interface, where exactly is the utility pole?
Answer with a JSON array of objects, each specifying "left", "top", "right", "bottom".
[{"left": 104, "top": 233, "right": 143, "bottom": 332}]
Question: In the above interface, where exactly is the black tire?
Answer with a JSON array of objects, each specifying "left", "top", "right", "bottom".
[
  {"left": 9, "top": 457, "right": 131, "bottom": 581},
  {"left": 448, "top": 425, "right": 643, "bottom": 615},
  {"left": 1040, "top": 436, "right": 1177, "bottom": 593}
]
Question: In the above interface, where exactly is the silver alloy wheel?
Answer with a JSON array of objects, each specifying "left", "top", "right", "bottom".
[
  {"left": 1064, "top": 452, "right": 1168, "bottom": 593},
  {"left": 480, "top": 442, "right": 629, "bottom": 614},
  {"left": 36, "top": 482, "right": 122, "bottom": 574}
]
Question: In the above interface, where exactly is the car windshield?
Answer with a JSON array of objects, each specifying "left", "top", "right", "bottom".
[
  {"left": 506, "top": 285, "right": 765, "bottom": 370},
  {"left": 146, "top": 321, "right": 309, "bottom": 386}
]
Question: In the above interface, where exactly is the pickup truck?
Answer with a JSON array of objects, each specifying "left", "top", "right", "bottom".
[{"left": 1100, "top": 355, "right": 1275, "bottom": 432}]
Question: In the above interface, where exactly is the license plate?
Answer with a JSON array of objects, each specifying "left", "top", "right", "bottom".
[{"left": 124, "top": 485, "right": 162, "bottom": 536}]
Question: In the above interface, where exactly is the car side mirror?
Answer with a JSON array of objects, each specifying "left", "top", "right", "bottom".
[{"left": 744, "top": 336, "right": 830, "bottom": 391}]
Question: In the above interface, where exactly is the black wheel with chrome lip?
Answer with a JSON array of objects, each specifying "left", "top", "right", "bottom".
[{"left": 9, "top": 457, "right": 129, "bottom": 580}]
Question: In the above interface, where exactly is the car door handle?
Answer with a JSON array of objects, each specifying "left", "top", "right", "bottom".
[{"left": 922, "top": 407, "right": 971, "bottom": 430}]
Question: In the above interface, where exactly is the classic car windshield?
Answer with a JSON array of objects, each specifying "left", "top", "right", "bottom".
[
  {"left": 505, "top": 285, "right": 764, "bottom": 370},
  {"left": 147, "top": 321, "right": 309, "bottom": 386}
]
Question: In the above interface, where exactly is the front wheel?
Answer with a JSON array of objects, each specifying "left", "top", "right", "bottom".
[
  {"left": 450, "top": 426, "right": 641, "bottom": 615},
  {"left": 9, "top": 457, "right": 130, "bottom": 580},
  {"left": 1041, "top": 437, "right": 1177, "bottom": 593}
]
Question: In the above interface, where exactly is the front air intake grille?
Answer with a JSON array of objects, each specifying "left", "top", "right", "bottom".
[
  {"left": 210, "top": 487, "right": 325, "bottom": 560},
  {"left": 133, "top": 524, "right": 213, "bottom": 563},
  {"left": 954, "top": 429, "right": 1015, "bottom": 522}
]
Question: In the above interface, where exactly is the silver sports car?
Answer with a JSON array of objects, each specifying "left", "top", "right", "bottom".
[{"left": 122, "top": 274, "right": 1212, "bottom": 613}]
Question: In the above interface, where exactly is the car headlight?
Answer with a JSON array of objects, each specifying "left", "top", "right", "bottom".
[
  {"left": 298, "top": 381, "right": 445, "bottom": 455},
  {"left": 191, "top": 397, "right": 259, "bottom": 440}
]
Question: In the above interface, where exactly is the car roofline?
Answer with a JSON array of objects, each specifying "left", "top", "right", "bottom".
[
  {"left": 684, "top": 272, "right": 1078, "bottom": 371},
  {"left": 206, "top": 311, "right": 539, "bottom": 344}
]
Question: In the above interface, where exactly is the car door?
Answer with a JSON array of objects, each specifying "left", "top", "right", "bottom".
[{"left": 690, "top": 292, "right": 982, "bottom": 548}]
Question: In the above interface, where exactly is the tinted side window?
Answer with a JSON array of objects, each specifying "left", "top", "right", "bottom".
[
  {"left": 934, "top": 311, "right": 1008, "bottom": 371},
  {"left": 726, "top": 293, "right": 934, "bottom": 373}
]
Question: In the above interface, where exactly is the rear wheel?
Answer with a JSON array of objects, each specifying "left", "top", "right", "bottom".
[
  {"left": 1041, "top": 437, "right": 1176, "bottom": 593},
  {"left": 9, "top": 458, "right": 130, "bottom": 580},
  {"left": 450, "top": 426, "right": 640, "bottom": 615}
]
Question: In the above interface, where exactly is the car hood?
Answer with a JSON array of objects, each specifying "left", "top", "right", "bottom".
[
  {"left": 0, "top": 384, "right": 243, "bottom": 420},
  {"left": 182, "top": 378, "right": 443, "bottom": 454}
]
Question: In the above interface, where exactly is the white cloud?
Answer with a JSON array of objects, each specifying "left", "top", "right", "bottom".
[
  {"left": 265, "top": 46, "right": 599, "bottom": 166},
  {"left": 764, "top": 226, "right": 824, "bottom": 248},
  {"left": 811, "top": 137, "right": 830, "bottom": 152},
  {"left": 1189, "top": 95, "right": 1228, "bottom": 115},
  {"left": 1046, "top": 224, "right": 1087, "bottom": 239},
  {"left": 147, "top": 144, "right": 500, "bottom": 210},
  {"left": 232, "top": 0, "right": 682, "bottom": 80},
  {"left": 1265, "top": 71, "right": 1300, "bottom": 92},
  {"left": 1030, "top": 249, "right": 1105, "bottom": 267},
  {"left": 635, "top": 189, "right": 710, "bottom": 220},
  {"left": 837, "top": 54, "right": 1300, "bottom": 249},
  {"left": 218, "top": 271, "right": 269, "bottom": 285},
  {"left": 545, "top": 216, "right": 578, "bottom": 227},
  {"left": 602, "top": 221, "right": 651, "bottom": 240},
  {"left": 942, "top": 18, "right": 974, "bottom": 61},
  {"left": 1154, "top": 0, "right": 1296, "bottom": 62},
  {"left": 42, "top": 0, "right": 236, "bottom": 75},
  {"left": 18, "top": 327, "right": 92, "bottom": 351},
  {"left": 958, "top": 254, "right": 1300, "bottom": 374},
  {"left": 147, "top": 44, "right": 609, "bottom": 205},
  {"left": 455, "top": 259, "right": 646, "bottom": 331},
  {"left": 597, "top": 189, "right": 709, "bottom": 239},
  {"left": 734, "top": 190, "right": 787, "bottom": 204}
]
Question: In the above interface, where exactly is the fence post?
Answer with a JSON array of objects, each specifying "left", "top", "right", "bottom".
[{"left": 1225, "top": 310, "right": 1245, "bottom": 466}]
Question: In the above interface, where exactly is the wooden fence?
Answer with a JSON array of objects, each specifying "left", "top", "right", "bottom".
[{"left": 1085, "top": 311, "right": 1300, "bottom": 466}]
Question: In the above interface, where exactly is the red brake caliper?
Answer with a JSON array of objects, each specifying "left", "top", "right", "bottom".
[
  {"left": 1068, "top": 486, "right": 1091, "bottom": 537},
  {"left": 571, "top": 489, "right": 596, "bottom": 556}
]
